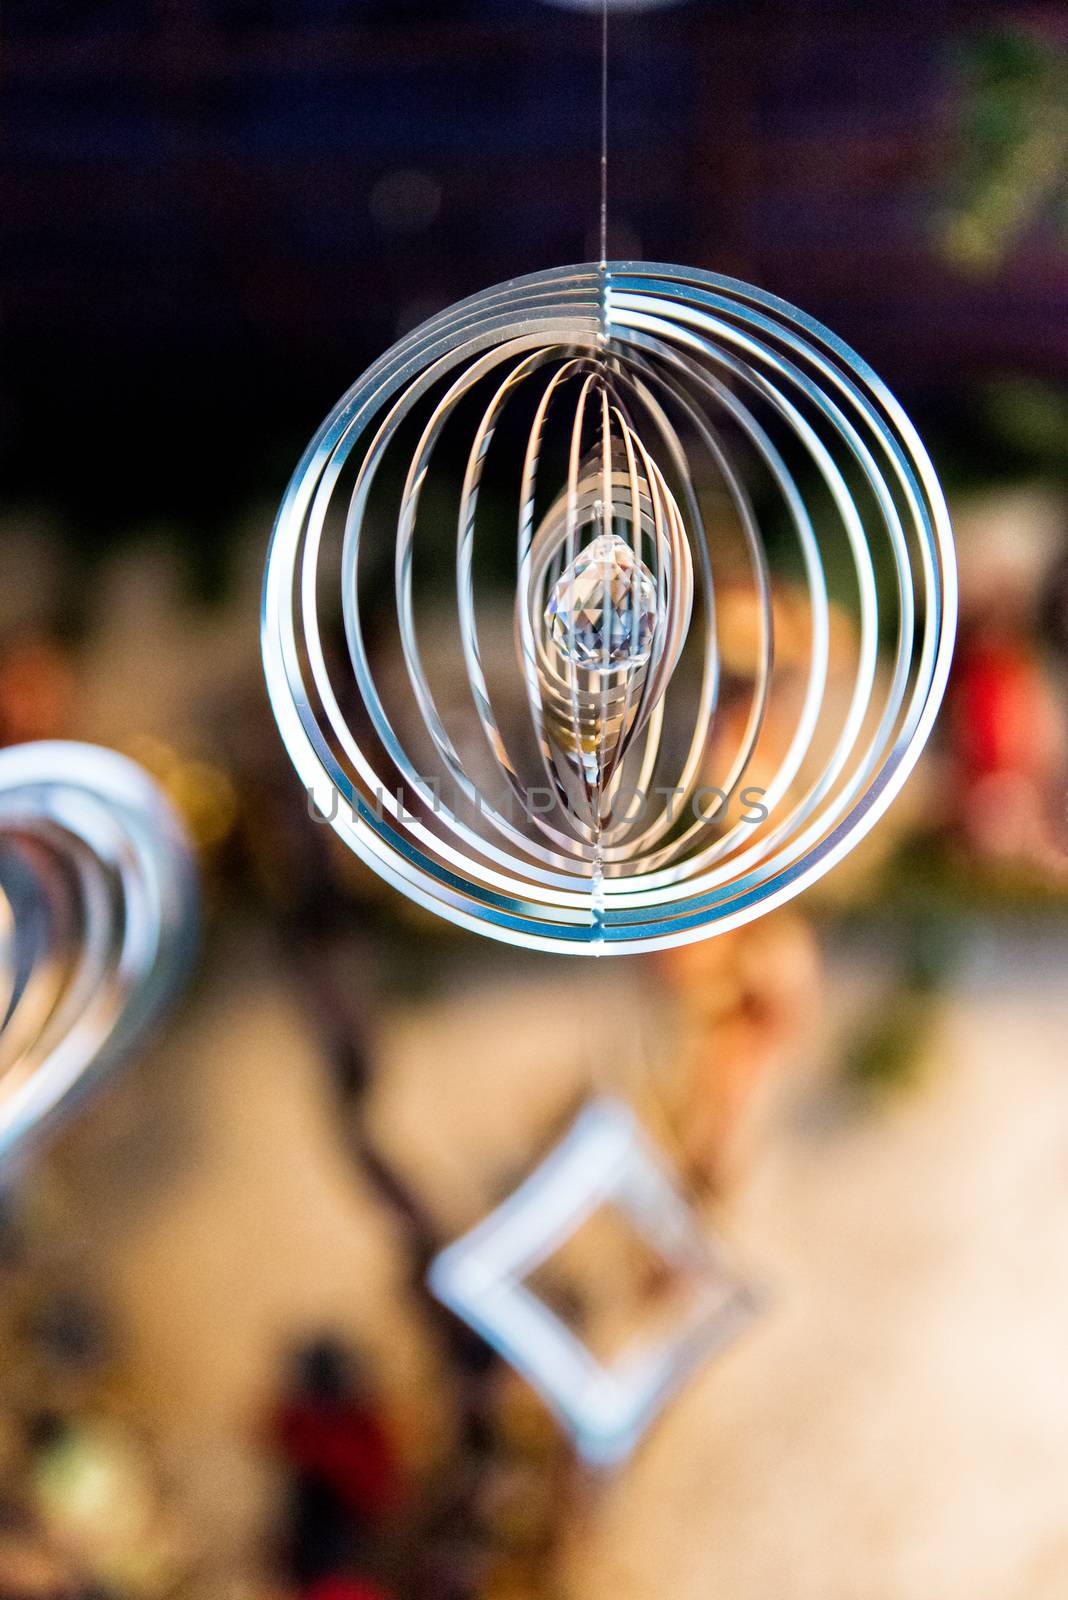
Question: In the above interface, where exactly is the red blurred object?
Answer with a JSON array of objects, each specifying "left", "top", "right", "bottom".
[
  {"left": 947, "top": 628, "right": 1066, "bottom": 864},
  {"left": 0, "top": 634, "right": 76, "bottom": 745},
  {"left": 303, "top": 1579, "right": 394, "bottom": 1600},
  {"left": 273, "top": 1396, "right": 404, "bottom": 1525},
  {"left": 950, "top": 638, "right": 1053, "bottom": 783}
]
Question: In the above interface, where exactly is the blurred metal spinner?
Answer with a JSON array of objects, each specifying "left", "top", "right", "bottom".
[
  {"left": 0, "top": 742, "right": 198, "bottom": 1162},
  {"left": 429, "top": 1096, "right": 760, "bottom": 1467},
  {"left": 262, "top": 262, "right": 957, "bottom": 954}
]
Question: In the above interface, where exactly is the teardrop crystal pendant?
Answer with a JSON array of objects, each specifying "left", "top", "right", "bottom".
[{"left": 545, "top": 532, "right": 657, "bottom": 673}]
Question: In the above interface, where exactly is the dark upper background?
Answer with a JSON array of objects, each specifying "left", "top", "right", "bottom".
[{"left": 3, "top": 0, "right": 1067, "bottom": 572}]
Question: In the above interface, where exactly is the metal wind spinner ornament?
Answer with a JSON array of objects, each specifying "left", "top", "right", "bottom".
[
  {"left": 262, "top": 262, "right": 957, "bottom": 952},
  {"left": 0, "top": 742, "right": 197, "bottom": 1162},
  {"left": 428, "top": 1096, "right": 760, "bottom": 1466}
]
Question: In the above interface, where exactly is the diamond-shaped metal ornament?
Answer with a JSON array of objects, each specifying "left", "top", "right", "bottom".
[{"left": 427, "top": 1096, "right": 761, "bottom": 1466}]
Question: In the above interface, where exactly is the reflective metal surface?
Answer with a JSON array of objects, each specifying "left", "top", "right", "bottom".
[
  {"left": 262, "top": 262, "right": 957, "bottom": 952},
  {"left": 429, "top": 1096, "right": 759, "bottom": 1466},
  {"left": 0, "top": 741, "right": 198, "bottom": 1160}
]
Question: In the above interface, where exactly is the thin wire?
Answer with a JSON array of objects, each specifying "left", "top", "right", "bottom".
[{"left": 599, "top": 0, "right": 608, "bottom": 269}]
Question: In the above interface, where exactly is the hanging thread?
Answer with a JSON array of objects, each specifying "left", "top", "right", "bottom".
[{"left": 599, "top": 0, "right": 609, "bottom": 268}]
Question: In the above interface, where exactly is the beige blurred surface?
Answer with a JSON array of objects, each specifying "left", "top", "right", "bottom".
[
  {"left": 54, "top": 925, "right": 1068, "bottom": 1596},
  {"left": 565, "top": 932, "right": 1068, "bottom": 1600}
]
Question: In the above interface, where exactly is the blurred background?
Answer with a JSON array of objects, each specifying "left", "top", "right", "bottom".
[{"left": 2, "top": 2, "right": 1068, "bottom": 1598}]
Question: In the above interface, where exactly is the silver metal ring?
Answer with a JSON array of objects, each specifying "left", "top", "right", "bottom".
[
  {"left": 262, "top": 262, "right": 956, "bottom": 954},
  {"left": 0, "top": 741, "right": 198, "bottom": 1158}
]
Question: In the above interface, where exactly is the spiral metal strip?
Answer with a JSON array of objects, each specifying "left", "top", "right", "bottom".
[
  {"left": 262, "top": 262, "right": 956, "bottom": 954},
  {"left": 0, "top": 742, "right": 198, "bottom": 1159}
]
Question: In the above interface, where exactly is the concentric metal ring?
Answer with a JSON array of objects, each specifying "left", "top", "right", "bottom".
[
  {"left": 0, "top": 742, "right": 198, "bottom": 1158},
  {"left": 262, "top": 262, "right": 956, "bottom": 954}
]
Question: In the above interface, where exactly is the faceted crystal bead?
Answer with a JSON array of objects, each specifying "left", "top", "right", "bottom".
[{"left": 545, "top": 533, "right": 657, "bottom": 672}]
